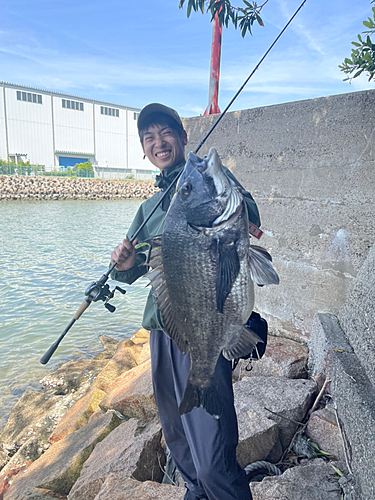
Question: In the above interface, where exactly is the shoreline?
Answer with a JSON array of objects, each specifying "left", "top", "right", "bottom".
[{"left": 0, "top": 175, "right": 158, "bottom": 201}]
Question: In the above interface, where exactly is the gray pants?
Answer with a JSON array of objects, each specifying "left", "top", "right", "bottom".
[{"left": 150, "top": 330, "right": 251, "bottom": 500}]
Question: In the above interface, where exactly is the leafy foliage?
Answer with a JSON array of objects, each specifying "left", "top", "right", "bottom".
[
  {"left": 339, "top": 2, "right": 375, "bottom": 82},
  {"left": 72, "top": 160, "right": 94, "bottom": 178},
  {"left": 178, "top": 0, "right": 268, "bottom": 37}
]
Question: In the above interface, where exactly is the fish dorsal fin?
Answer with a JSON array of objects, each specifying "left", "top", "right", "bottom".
[
  {"left": 248, "top": 245, "right": 280, "bottom": 286},
  {"left": 215, "top": 239, "right": 240, "bottom": 313},
  {"left": 142, "top": 238, "right": 189, "bottom": 354},
  {"left": 222, "top": 326, "right": 263, "bottom": 361}
]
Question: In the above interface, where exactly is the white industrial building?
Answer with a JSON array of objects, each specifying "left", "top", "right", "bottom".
[{"left": 0, "top": 82, "right": 156, "bottom": 180}]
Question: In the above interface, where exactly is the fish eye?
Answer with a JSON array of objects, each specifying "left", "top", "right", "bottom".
[{"left": 181, "top": 183, "right": 192, "bottom": 196}]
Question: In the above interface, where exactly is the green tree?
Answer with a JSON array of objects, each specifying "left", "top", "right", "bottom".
[
  {"left": 339, "top": 1, "right": 375, "bottom": 82},
  {"left": 179, "top": 0, "right": 268, "bottom": 37},
  {"left": 73, "top": 160, "right": 94, "bottom": 178}
]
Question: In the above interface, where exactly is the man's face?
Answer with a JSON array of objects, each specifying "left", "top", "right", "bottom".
[{"left": 142, "top": 123, "right": 187, "bottom": 171}]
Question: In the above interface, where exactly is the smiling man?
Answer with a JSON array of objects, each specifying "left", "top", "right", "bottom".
[{"left": 110, "top": 103, "right": 260, "bottom": 500}]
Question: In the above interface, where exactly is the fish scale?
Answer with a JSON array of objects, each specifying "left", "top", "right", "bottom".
[{"left": 144, "top": 147, "right": 279, "bottom": 418}]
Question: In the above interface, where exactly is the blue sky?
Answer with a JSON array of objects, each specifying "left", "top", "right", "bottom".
[{"left": 1, "top": 0, "right": 374, "bottom": 117}]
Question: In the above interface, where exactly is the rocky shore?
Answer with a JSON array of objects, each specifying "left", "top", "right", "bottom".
[
  {"left": 0, "top": 176, "right": 158, "bottom": 201},
  {"left": 0, "top": 329, "right": 352, "bottom": 500}
]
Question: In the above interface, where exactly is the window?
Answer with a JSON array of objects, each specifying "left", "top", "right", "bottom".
[
  {"left": 62, "top": 99, "right": 84, "bottom": 111},
  {"left": 101, "top": 106, "right": 119, "bottom": 117},
  {"left": 134, "top": 112, "right": 140, "bottom": 120},
  {"left": 16, "top": 90, "right": 42, "bottom": 104}
]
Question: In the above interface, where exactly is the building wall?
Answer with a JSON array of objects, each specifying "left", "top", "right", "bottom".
[
  {"left": 4, "top": 84, "right": 54, "bottom": 168},
  {"left": 0, "top": 82, "right": 152, "bottom": 175},
  {"left": 53, "top": 95, "right": 95, "bottom": 157},
  {"left": 0, "top": 84, "right": 8, "bottom": 161},
  {"left": 183, "top": 89, "right": 375, "bottom": 341}
]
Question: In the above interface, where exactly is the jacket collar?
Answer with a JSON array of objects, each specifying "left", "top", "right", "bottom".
[{"left": 154, "top": 162, "right": 185, "bottom": 191}]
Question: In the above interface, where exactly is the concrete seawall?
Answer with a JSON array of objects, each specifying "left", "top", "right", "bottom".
[
  {"left": 0, "top": 176, "right": 157, "bottom": 201},
  {"left": 183, "top": 89, "right": 375, "bottom": 341}
]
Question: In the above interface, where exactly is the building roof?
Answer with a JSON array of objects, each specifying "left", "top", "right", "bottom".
[{"left": 1, "top": 81, "right": 141, "bottom": 111}]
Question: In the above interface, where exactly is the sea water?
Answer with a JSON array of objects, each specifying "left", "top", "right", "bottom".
[{"left": 0, "top": 199, "right": 150, "bottom": 430}]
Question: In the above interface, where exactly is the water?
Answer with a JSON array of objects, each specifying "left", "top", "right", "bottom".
[{"left": 0, "top": 199, "right": 150, "bottom": 430}]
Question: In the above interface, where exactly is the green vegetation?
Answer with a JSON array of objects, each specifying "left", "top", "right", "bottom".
[
  {"left": 0, "top": 158, "right": 43, "bottom": 176},
  {"left": 72, "top": 160, "right": 94, "bottom": 178},
  {"left": 178, "top": 0, "right": 267, "bottom": 37},
  {"left": 339, "top": 1, "right": 375, "bottom": 82},
  {"left": 0, "top": 159, "right": 94, "bottom": 178}
]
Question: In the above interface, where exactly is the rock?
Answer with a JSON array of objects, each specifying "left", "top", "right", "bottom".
[
  {"left": 68, "top": 418, "right": 165, "bottom": 500},
  {"left": 0, "top": 463, "right": 32, "bottom": 499},
  {"left": 94, "top": 476, "right": 185, "bottom": 500},
  {"left": 137, "top": 341, "right": 151, "bottom": 364},
  {"left": 234, "top": 376, "right": 317, "bottom": 450},
  {"left": 99, "top": 359, "right": 157, "bottom": 421},
  {"left": 0, "top": 390, "right": 60, "bottom": 454},
  {"left": 2, "top": 438, "right": 42, "bottom": 472},
  {"left": 130, "top": 328, "right": 150, "bottom": 345},
  {"left": 236, "top": 412, "right": 280, "bottom": 468},
  {"left": 22, "top": 489, "right": 67, "bottom": 499},
  {"left": 40, "top": 360, "right": 107, "bottom": 394},
  {"left": 4, "top": 411, "right": 122, "bottom": 499},
  {"left": 92, "top": 343, "right": 141, "bottom": 392},
  {"left": 306, "top": 406, "right": 346, "bottom": 461},
  {"left": 0, "top": 381, "right": 97, "bottom": 468},
  {"left": 48, "top": 389, "right": 106, "bottom": 444},
  {"left": 250, "top": 459, "right": 343, "bottom": 500},
  {"left": 92, "top": 335, "right": 119, "bottom": 360},
  {"left": 232, "top": 336, "right": 308, "bottom": 382},
  {"left": 0, "top": 450, "right": 9, "bottom": 472}
]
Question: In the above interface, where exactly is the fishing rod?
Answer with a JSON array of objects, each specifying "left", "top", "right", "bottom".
[{"left": 40, "top": 0, "right": 307, "bottom": 365}]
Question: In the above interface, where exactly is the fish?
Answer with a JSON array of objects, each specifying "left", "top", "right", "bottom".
[{"left": 143, "top": 147, "right": 279, "bottom": 419}]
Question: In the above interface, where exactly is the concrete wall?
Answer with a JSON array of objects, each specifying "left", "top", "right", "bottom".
[{"left": 183, "top": 90, "right": 375, "bottom": 341}]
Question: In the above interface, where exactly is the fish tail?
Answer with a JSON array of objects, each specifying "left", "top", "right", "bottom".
[{"left": 178, "top": 383, "right": 222, "bottom": 419}]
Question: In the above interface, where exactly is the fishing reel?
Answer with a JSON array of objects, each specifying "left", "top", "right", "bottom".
[{"left": 85, "top": 275, "right": 126, "bottom": 313}]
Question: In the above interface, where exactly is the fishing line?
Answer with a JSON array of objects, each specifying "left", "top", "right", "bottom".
[
  {"left": 126, "top": 0, "right": 307, "bottom": 246},
  {"left": 40, "top": 0, "right": 307, "bottom": 364}
]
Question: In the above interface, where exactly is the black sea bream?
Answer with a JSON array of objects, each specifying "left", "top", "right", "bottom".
[{"left": 144, "top": 148, "right": 279, "bottom": 418}]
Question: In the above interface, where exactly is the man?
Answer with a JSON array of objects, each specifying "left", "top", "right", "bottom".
[{"left": 110, "top": 103, "right": 260, "bottom": 500}]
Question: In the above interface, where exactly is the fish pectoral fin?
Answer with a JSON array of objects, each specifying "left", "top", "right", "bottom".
[
  {"left": 137, "top": 237, "right": 163, "bottom": 267},
  {"left": 179, "top": 382, "right": 222, "bottom": 419},
  {"left": 222, "top": 326, "right": 263, "bottom": 360},
  {"left": 248, "top": 245, "right": 280, "bottom": 286},
  {"left": 215, "top": 241, "right": 240, "bottom": 313}
]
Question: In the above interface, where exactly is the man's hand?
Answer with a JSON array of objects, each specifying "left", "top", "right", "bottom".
[{"left": 111, "top": 238, "right": 138, "bottom": 272}]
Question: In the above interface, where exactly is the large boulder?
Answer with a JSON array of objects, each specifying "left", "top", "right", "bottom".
[
  {"left": 94, "top": 476, "right": 185, "bottom": 500},
  {"left": 48, "top": 389, "right": 106, "bottom": 444},
  {"left": 234, "top": 376, "right": 317, "bottom": 450},
  {"left": 40, "top": 360, "right": 107, "bottom": 395},
  {"left": 233, "top": 336, "right": 308, "bottom": 382},
  {"left": 130, "top": 329, "right": 150, "bottom": 345},
  {"left": 68, "top": 418, "right": 165, "bottom": 500},
  {"left": 0, "top": 390, "right": 60, "bottom": 455},
  {"left": 250, "top": 459, "right": 343, "bottom": 500},
  {"left": 0, "top": 382, "right": 95, "bottom": 470},
  {"left": 236, "top": 412, "right": 280, "bottom": 468},
  {"left": 306, "top": 405, "right": 346, "bottom": 461},
  {"left": 99, "top": 359, "right": 157, "bottom": 421},
  {"left": 92, "top": 340, "right": 143, "bottom": 392},
  {"left": 4, "top": 411, "right": 122, "bottom": 499}
]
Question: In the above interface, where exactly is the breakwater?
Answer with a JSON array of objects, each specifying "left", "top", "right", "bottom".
[{"left": 0, "top": 176, "right": 158, "bottom": 201}]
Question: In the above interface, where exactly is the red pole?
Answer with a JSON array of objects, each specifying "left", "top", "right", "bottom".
[{"left": 204, "top": 9, "right": 222, "bottom": 115}]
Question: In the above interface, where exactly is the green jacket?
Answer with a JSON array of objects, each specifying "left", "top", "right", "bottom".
[{"left": 110, "top": 162, "right": 260, "bottom": 331}]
